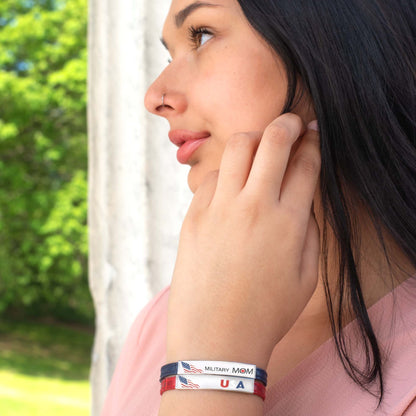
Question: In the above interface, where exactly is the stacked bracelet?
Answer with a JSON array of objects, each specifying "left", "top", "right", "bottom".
[{"left": 160, "top": 361, "right": 267, "bottom": 401}]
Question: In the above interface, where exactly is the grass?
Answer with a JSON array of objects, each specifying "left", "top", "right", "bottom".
[{"left": 0, "top": 319, "right": 93, "bottom": 415}]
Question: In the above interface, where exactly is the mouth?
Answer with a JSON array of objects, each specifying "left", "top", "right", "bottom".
[{"left": 168, "top": 130, "right": 211, "bottom": 164}]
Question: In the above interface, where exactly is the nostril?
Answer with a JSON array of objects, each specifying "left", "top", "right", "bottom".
[
  {"left": 156, "top": 102, "right": 173, "bottom": 112},
  {"left": 145, "top": 90, "right": 186, "bottom": 115}
]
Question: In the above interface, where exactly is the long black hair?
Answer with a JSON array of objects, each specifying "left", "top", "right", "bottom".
[{"left": 237, "top": 0, "right": 416, "bottom": 404}]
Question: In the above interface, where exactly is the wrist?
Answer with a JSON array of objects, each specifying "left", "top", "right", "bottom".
[
  {"left": 159, "top": 388, "right": 264, "bottom": 416},
  {"left": 166, "top": 338, "right": 273, "bottom": 370}
]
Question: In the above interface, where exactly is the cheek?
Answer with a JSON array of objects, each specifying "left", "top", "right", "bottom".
[
  {"left": 234, "top": 54, "right": 288, "bottom": 129},
  {"left": 192, "top": 49, "right": 288, "bottom": 135}
]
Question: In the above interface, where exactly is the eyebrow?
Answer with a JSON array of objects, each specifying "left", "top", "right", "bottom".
[
  {"left": 160, "top": 1, "right": 222, "bottom": 50},
  {"left": 175, "top": 1, "right": 221, "bottom": 28}
]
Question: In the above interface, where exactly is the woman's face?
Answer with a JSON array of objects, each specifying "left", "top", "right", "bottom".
[{"left": 145, "top": 0, "right": 313, "bottom": 192}]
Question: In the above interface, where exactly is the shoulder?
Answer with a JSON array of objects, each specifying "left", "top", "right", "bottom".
[
  {"left": 129, "top": 285, "right": 171, "bottom": 346},
  {"left": 100, "top": 286, "right": 170, "bottom": 416},
  {"left": 378, "top": 278, "right": 416, "bottom": 415},
  {"left": 264, "top": 277, "right": 416, "bottom": 416}
]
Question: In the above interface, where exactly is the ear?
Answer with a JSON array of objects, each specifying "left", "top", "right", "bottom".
[{"left": 290, "top": 89, "right": 316, "bottom": 126}]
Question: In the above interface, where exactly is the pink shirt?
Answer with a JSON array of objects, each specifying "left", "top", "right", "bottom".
[{"left": 101, "top": 278, "right": 416, "bottom": 415}]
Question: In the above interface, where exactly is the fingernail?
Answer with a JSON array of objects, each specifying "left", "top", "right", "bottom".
[{"left": 307, "top": 120, "right": 319, "bottom": 132}]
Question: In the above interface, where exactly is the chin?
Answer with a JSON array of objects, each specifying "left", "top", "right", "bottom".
[
  {"left": 187, "top": 162, "right": 210, "bottom": 194},
  {"left": 187, "top": 158, "right": 222, "bottom": 194},
  {"left": 187, "top": 169, "right": 200, "bottom": 194}
]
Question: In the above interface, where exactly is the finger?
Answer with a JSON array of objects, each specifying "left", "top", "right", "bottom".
[
  {"left": 279, "top": 126, "right": 321, "bottom": 216},
  {"left": 188, "top": 170, "right": 219, "bottom": 212},
  {"left": 245, "top": 113, "right": 305, "bottom": 199},
  {"left": 215, "top": 132, "right": 261, "bottom": 199},
  {"left": 299, "top": 213, "right": 320, "bottom": 296}
]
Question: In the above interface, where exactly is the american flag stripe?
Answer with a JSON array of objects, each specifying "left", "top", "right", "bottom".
[
  {"left": 182, "top": 362, "right": 204, "bottom": 374},
  {"left": 178, "top": 376, "right": 200, "bottom": 389},
  {"left": 180, "top": 380, "right": 200, "bottom": 389}
]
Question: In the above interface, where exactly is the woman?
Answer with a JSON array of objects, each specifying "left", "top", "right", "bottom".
[{"left": 101, "top": 0, "right": 416, "bottom": 414}]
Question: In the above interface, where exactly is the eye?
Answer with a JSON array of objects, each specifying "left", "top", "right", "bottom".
[{"left": 188, "top": 26, "right": 214, "bottom": 50}]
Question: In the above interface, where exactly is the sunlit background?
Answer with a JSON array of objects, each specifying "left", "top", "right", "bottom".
[{"left": 0, "top": 0, "right": 91, "bottom": 414}]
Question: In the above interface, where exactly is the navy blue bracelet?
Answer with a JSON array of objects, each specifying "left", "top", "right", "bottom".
[{"left": 160, "top": 360, "right": 268, "bottom": 386}]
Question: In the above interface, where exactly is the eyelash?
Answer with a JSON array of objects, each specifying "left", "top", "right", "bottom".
[
  {"left": 187, "top": 25, "right": 213, "bottom": 50},
  {"left": 166, "top": 25, "right": 213, "bottom": 64}
]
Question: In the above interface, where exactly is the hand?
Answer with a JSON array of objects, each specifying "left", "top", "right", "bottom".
[{"left": 166, "top": 114, "right": 321, "bottom": 368}]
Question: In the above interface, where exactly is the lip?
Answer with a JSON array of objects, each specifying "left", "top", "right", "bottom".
[{"left": 168, "top": 130, "right": 211, "bottom": 164}]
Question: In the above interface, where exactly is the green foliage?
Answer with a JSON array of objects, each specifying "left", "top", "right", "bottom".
[{"left": 0, "top": 0, "right": 91, "bottom": 323}]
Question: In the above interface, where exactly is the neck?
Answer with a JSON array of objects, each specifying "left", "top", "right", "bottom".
[
  {"left": 266, "top": 195, "right": 415, "bottom": 385},
  {"left": 298, "top": 197, "right": 414, "bottom": 333}
]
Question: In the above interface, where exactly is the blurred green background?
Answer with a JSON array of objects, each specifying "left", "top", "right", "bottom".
[{"left": 0, "top": 0, "right": 92, "bottom": 413}]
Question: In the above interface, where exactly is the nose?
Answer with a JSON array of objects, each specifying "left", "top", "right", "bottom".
[{"left": 144, "top": 68, "right": 187, "bottom": 118}]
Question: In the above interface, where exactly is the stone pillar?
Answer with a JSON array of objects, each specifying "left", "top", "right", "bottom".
[{"left": 88, "top": 0, "right": 190, "bottom": 414}]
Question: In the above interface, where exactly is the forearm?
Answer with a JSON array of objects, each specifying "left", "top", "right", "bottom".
[
  {"left": 157, "top": 117, "right": 321, "bottom": 415},
  {"left": 158, "top": 389, "right": 264, "bottom": 416}
]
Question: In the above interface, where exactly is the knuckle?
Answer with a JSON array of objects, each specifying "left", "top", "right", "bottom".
[
  {"left": 279, "top": 207, "right": 298, "bottom": 225},
  {"left": 293, "top": 152, "right": 321, "bottom": 175},
  {"left": 239, "top": 193, "right": 267, "bottom": 216},
  {"left": 264, "top": 122, "right": 293, "bottom": 146},
  {"left": 281, "top": 112, "right": 303, "bottom": 127},
  {"left": 204, "top": 169, "right": 219, "bottom": 184},
  {"left": 207, "top": 169, "right": 220, "bottom": 179},
  {"left": 277, "top": 207, "right": 306, "bottom": 237},
  {"left": 238, "top": 202, "right": 262, "bottom": 224}
]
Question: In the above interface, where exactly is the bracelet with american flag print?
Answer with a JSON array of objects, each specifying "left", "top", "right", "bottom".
[
  {"left": 160, "top": 360, "right": 268, "bottom": 386},
  {"left": 160, "top": 374, "right": 266, "bottom": 401}
]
